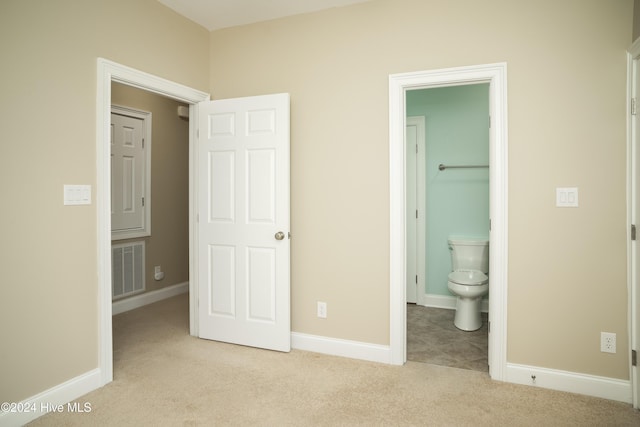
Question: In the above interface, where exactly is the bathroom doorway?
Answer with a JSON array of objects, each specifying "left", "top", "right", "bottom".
[
  {"left": 389, "top": 63, "right": 508, "bottom": 380},
  {"left": 405, "top": 84, "right": 490, "bottom": 371}
]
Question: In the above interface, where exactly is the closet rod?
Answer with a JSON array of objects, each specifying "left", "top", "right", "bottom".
[{"left": 438, "top": 163, "right": 489, "bottom": 171}]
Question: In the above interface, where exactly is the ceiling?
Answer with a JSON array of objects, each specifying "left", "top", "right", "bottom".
[{"left": 157, "top": 0, "right": 372, "bottom": 31}]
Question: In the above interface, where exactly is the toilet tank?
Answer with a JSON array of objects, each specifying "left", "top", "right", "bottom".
[{"left": 448, "top": 237, "right": 489, "bottom": 273}]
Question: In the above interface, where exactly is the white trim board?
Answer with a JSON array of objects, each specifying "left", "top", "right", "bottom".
[
  {"left": 291, "top": 332, "right": 391, "bottom": 364},
  {"left": 0, "top": 369, "right": 101, "bottom": 427},
  {"left": 626, "top": 38, "right": 640, "bottom": 409},
  {"left": 4, "top": 337, "right": 630, "bottom": 427},
  {"left": 112, "top": 281, "right": 189, "bottom": 315},
  {"left": 292, "top": 332, "right": 631, "bottom": 403},
  {"left": 506, "top": 363, "right": 632, "bottom": 404}
]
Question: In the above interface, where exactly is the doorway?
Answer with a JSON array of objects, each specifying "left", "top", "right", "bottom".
[
  {"left": 405, "top": 83, "right": 490, "bottom": 371},
  {"left": 96, "top": 58, "right": 210, "bottom": 386},
  {"left": 389, "top": 63, "right": 508, "bottom": 381}
]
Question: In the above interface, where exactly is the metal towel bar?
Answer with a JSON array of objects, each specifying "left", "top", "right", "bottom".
[{"left": 438, "top": 164, "right": 489, "bottom": 171}]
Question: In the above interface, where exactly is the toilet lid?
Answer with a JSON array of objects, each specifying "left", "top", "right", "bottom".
[{"left": 448, "top": 270, "right": 488, "bottom": 285}]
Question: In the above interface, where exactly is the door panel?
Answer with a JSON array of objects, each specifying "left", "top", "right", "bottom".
[
  {"left": 111, "top": 113, "right": 145, "bottom": 233},
  {"left": 208, "top": 151, "right": 235, "bottom": 222},
  {"left": 198, "top": 93, "right": 290, "bottom": 352},
  {"left": 406, "top": 116, "right": 425, "bottom": 305},
  {"left": 247, "top": 247, "right": 276, "bottom": 321},
  {"left": 406, "top": 120, "right": 418, "bottom": 304},
  {"left": 209, "top": 245, "right": 236, "bottom": 316},
  {"left": 247, "top": 149, "right": 276, "bottom": 223}
]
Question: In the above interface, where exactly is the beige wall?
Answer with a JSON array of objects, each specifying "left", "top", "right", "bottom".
[
  {"left": 209, "top": 0, "right": 633, "bottom": 379},
  {"left": 111, "top": 83, "right": 190, "bottom": 295},
  {"left": 0, "top": 0, "right": 208, "bottom": 404},
  {"left": 635, "top": 0, "right": 640, "bottom": 41}
]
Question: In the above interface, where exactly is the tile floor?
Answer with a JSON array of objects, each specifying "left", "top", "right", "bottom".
[{"left": 407, "top": 304, "right": 488, "bottom": 372}]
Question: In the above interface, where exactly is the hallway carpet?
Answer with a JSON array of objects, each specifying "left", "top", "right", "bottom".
[{"left": 29, "top": 294, "right": 640, "bottom": 426}]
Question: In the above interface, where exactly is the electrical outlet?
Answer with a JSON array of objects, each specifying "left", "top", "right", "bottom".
[
  {"left": 601, "top": 332, "right": 616, "bottom": 353},
  {"left": 154, "top": 266, "right": 162, "bottom": 274},
  {"left": 317, "top": 301, "right": 327, "bottom": 319}
]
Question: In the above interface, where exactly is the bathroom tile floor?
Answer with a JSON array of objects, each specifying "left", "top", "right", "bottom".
[{"left": 407, "top": 304, "right": 488, "bottom": 372}]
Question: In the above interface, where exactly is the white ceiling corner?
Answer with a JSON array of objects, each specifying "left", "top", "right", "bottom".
[{"left": 157, "top": 0, "right": 373, "bottom": 31}]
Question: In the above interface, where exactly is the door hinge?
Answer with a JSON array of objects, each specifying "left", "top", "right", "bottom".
[
  {"left": 632, "top": 224, "right": 637, "bottom": 241},
  {"left": 416, "top": 209, "right": 418, "bottom": 219},
  {"left": 415, "top": 275, "right": 418, "bottom": 284},
  {"left": 142, "top": 197, "right": 145, "bottom": 207},
  {"left": 633, "top": 98, "right": 637, "bottom": 116},
  {"left": 142, "top": 138, "right": 145, "bottom": 148},
  {"left": 633, "top": 349, "right": 637, "bottom": 366}
]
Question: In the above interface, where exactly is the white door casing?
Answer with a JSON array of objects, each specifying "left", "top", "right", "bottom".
[
  {"left": 110, "top": 107, "right": 151, "bottom": 240},
  {"left": 97, "top": 58, "right": 210, "bottom": 386},
  {"left": 627, "top": 39, "right": 640, "bottom": 409},
  {"left": 198, "top": 94, "right": 291, "bottom": 352},
  {"left": 406, "top": 116, "right": 426, "bottom": 304},
  {"left": 389, "top": 63, "right": 508, "bottom": 379}
]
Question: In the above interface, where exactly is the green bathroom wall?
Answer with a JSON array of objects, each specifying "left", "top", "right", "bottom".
[{"left": 406, "top": 84, "right": 490, "bottom": 298}]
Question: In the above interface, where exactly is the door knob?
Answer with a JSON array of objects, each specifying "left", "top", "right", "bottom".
[{"left": 274, "top": 231, "right": 285, "bottom": 241}]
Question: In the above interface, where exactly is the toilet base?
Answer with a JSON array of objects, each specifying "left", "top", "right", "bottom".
[{"left": 454, "top": 297, "right": 483, "bottom": 331}]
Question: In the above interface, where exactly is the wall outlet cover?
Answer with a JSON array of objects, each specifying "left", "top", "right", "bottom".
[{"left": 600, "top": 332, "right": 616, "bottom": 354}]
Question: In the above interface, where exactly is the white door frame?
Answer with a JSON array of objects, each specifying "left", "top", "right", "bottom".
[
  {"left": 389, "top": 63, "right": 508, "bottom": 380},
  {"left": 627, "top": 40, "right": 640, "bottom": 409},
  {"left": 96, "top": 58, "right": 209, "bottom": 385}
]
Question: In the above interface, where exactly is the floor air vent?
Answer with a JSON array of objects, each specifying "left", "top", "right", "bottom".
[{"left": 112, "top": 241, "right": 145, "bottom": 300}]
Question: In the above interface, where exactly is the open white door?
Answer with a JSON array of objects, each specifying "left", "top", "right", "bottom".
[
  {"left": 198, "top": 93, "right": 290, "bottom": 352},
  {"left": 406, "top": 116, "right": 426, "bottom": 305},
  {"left": 630, "top": 49, "right": 640, "bottom": 409}
]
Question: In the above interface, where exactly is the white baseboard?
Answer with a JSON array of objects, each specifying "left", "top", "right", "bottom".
[
  {"left": 0, "top": 369, "right": 101, "bottom": 427},
  {"left": 505, "top": 363, "right": 632, "bottom": 403},
  {"left": 291, "top": 332, "right": 632, "bottom": 404},
  {"left": 112, "top": 281, "right": 189, "bottom": 315},
  {"left": 422, "top": 293, "right": 489, "bottom": 312},
  {"left": 291, "top": 332, "right": 391, "bottom": 364}
]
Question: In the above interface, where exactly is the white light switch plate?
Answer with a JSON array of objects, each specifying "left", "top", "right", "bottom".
[
  {"left": 64, "top": 185, "right": 92, "bottom": 205},
  {"left": 556, "top": 187, "right": 578, "bottom": 207}
]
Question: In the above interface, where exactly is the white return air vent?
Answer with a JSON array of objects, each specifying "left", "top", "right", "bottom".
[{"left": 112, "top": 241, "right": 145, "bottom": 300}]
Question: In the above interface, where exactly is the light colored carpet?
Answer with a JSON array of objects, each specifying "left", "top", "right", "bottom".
[{"left": 29, "top": 294, "right": 640, "bottom": 426}]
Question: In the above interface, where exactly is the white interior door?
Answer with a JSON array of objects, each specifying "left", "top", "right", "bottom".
[
  {"left": 406, "top": 116, "right": 426, "bottom": 305},
  {"left": 406, "top": 118, "right": 418, "bottom": 304},
  {"left": 111, "top": 112, "right": 145, "bottom": 235},
  {"left": 198, "top": 93, "right": 290, "bottom": 352},
  {"left": 632, "top": 54, "right": 640, "bottom": 409}
]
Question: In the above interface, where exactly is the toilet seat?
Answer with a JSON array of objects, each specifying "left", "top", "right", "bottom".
[{"left": 448, "top": 270, "right": 488, "bottom": 286}]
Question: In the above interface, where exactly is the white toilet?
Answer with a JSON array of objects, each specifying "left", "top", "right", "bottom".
[{"left": 447, "top": 237, "right": 489, "bottom": 331}]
